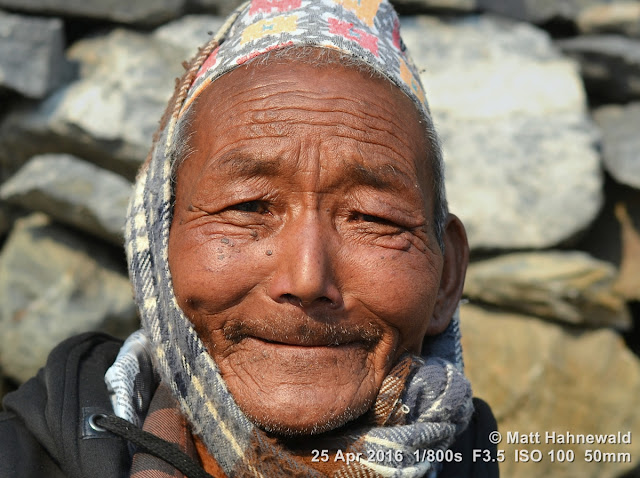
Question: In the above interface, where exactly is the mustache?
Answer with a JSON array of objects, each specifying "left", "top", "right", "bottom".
[{"left": 222, "top": 315, "right": 383, "bottom": 348}]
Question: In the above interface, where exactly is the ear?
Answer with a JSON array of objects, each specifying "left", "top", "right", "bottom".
[{"left": 425, "top": 213, "right": 469, "bottom": 336}]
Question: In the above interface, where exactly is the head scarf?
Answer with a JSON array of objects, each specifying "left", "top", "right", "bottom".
[{"left": 125, "top": 1, "right": 473, "bottom": 476}]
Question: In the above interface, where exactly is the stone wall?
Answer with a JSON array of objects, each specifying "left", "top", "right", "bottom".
[{"left": 0, "top": 1, "right": 638, "bottom": 476}]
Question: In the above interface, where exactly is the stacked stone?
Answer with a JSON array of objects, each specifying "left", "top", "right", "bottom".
[{"left": 0, "top": 1, "right": 638, "bottom": 477}]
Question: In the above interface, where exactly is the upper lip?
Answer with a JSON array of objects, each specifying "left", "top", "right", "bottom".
[
  {"left": 252, "top": 335, "right": 354, "bottom": 347},
  {"left": 222, "top": 317, "right": 382, "bottom": 348}
]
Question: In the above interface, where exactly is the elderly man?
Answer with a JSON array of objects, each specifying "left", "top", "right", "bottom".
[{"left": 0, "top": 1, "right": 498, "bottom": 477}]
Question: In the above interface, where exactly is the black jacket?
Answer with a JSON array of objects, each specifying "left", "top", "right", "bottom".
[{"left": 0, "top": 333, "right": 499, "bottom": 478}]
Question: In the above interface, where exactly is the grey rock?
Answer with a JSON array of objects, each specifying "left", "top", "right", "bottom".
[
  {"left": 464, "top": 251, "right": 631, "bottom": 328},
  {"left": 153, "top": 14, "right": 225, "bottom": 58},
  {"left": 0, "top": 200, "right": 26, "bottom": 237},
  {"left": 0, "top": 154, "right": 132, "bottom": 245},
  {"left": 187, "top": 0, "right": 244, "bottom": 16},
  {"left": 577, "top": 2, "right": 640, "bottom": 37},
  {"left": 392, "top": 0, "right": 477, "bottom": 12},
  {"left": 558, "top": 35, "right": 640, "bottom": 102},
  {"left": 593, "top": 102, "right": 640, "bottom": 189},
  {"left": 0, "top": 11, "right": 68, "bottom": 99},
  {"left": 0, "top": 213, "right": 138, "bottom": 383},
  {"left": 477, "top": 0, "right": 606, "bottom": 24},
  {"left": 402, "top": 16, "right": 602, "bottom": 249},
  {"left": 0, "top": 29, "right": 187, "bottom": 180},
  {"left": 0, "top": 99, "right": 74, "bottom": 182},
  {"left": 0, "top": 0, "right": 186, "bottom": 25},
  {"left": 461, "top": 303, "right": 640, "bottom": 478}
]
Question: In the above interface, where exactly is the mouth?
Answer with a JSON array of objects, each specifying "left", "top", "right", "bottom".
[{"left": 222, "top": 319, "right": 383, "bottom": 349}]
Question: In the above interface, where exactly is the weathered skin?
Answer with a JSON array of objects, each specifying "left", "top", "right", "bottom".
[{"left": 168, "top": 57, "right": 469, "bottom": 439}]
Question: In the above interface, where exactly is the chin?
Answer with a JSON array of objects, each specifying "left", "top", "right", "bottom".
[{"left": 245, "top": 397, "right": 376, "bottom": 437}]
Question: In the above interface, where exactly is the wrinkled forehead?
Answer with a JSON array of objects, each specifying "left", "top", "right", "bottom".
[{"left": 170, "top": 48, "right": 434, "bottom": 192}]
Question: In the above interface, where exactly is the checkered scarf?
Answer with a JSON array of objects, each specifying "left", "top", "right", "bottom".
[{"left": 124, "top": 1, "right": 473, "bottom": 476}]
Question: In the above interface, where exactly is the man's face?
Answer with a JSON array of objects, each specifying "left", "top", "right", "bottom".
[{"left": 168, "top": 58, "right": 466, "bottom": 435}]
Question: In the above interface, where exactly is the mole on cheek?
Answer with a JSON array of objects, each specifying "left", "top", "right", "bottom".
[{"left": 217, "top": 247, "right": 226, "bottom": 261}]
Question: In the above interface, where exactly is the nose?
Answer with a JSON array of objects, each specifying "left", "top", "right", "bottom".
[{"left": 267, "top": 213, "right": 343, "bottom": 310}]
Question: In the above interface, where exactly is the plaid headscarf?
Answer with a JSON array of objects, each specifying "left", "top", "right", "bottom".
[{"left": 124, "top": 0, "right": 473, "bottom": 476}]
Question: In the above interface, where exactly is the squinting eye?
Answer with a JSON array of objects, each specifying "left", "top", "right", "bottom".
[
  {"left": 355, "top": 213, "right": 397, "bottom": 227},
  {"left": 352, "top": 212, "right": 405, "bottom": 233},
  {"left": 228, "top": 201, "right": 268, "bottom": 214},
  {"left": 361, "top": 214, "right": 389, "bottom": 224}
]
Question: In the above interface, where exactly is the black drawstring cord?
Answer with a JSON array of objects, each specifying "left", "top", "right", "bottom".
[{"left": 93, "top": 414, "right": 214, "bottom": 478}]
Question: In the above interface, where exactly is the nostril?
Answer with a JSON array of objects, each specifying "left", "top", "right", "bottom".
[
  {"left": 282, "top": 293, "right": 303, "bottom": 307},
  {"left": 281, "top": 293, "right": 336, "bottom": 308}
]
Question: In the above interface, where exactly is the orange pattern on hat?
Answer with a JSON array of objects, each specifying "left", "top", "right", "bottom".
[
  {"left": 241, "top": 14, "right": 299, "bottom": 44},
  {"left": 333, "top": 0, "right": 383, "bottom": 27},
  {"left": 400, "top": 58, "right": 426, "bottom": 104}
]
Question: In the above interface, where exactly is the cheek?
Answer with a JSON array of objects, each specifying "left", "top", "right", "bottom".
[
  {"left": 340, "top": 248, "right": 442, "bottom": 349},
  {"left": 168, "top": 226, "right": 268, "bottom": 315}
]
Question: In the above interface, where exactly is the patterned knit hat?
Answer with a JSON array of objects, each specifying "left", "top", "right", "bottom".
[{"left": 178, "top": 0, "right": 430, "bottom": 123}]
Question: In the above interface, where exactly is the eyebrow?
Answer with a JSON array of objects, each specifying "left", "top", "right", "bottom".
[
  {"left": 214, "top": 150, "right": 283, "bottom": 178},
  {"left": 211, "top": 150, "right": 416, "bottom": 193},
  {"left": 346, "top": 162, "right": 409, "bottom": 191}
]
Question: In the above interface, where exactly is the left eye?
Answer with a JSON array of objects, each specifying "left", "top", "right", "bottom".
[
  {"left": 361, "top": 214, "right": 391, "bottom": 224},
  {"left": 227, "top": 201, "right": 269, "bottom": 214},
  {"left": 351, "top": 212, "right": 407, "bottom": 234},
  {"left": 352, "top": 213, "right": 397, "bottom": 227}
]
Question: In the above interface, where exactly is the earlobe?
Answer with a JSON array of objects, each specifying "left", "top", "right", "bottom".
[{"left": 425, "top": 213, "right": 469, "bottom": 336}]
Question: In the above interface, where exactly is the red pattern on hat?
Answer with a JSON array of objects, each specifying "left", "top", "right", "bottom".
[{"left": 328, "top": 17, "right": 379, "bottom": 56}]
